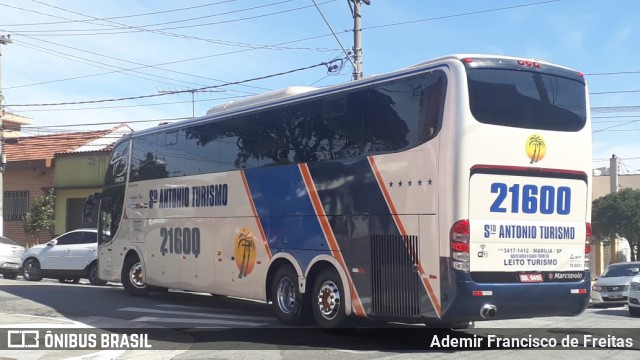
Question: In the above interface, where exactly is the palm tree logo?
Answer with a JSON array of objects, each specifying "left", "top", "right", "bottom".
[
  {"left": 234, "top": 227, "right": 257, "bottom": 278},
  {"left": 525, "top": 134, "right": 546, "bottom": 164}
]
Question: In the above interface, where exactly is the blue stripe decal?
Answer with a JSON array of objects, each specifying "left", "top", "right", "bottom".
[{"left": 243, "top": 164, "right": 330, "bottom": 269}]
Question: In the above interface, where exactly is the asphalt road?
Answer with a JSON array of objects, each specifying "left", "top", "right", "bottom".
[{"left": 0, "top": 277, "right": 638, "bottom": 359}]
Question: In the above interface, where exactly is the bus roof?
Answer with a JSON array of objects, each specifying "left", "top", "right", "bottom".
[{"left": 130, "top": 54, "right": 583, "bottom": 139}]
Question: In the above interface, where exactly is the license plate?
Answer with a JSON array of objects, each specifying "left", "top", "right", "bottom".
[
  {"left": 520, "top": 273, "right": 544, "bottom": 283},
  {"left": 608, "top": 292, "right": 623, "bottom": 299}
]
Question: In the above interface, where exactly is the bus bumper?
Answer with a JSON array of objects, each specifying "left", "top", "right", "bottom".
[{"left": 440, "top": 278, "right": 590, "bottom": 321}]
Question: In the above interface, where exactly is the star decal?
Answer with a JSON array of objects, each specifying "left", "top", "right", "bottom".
[{"left": 387, "top": 179, "right": 432, "bottom": 188}]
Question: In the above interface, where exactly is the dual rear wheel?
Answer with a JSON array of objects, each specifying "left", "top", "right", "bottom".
[{"left": 271, "top": 266, "right": 347, "bottom": 328}]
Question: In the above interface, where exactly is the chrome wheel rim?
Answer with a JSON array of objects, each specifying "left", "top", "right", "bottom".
[
  {"left": 317, "top": 280, "right": 341, "bottom": 320},
  {"left": 129, "top": 262, "right": 145, "bottom": 288},
  {"left": 276, "top": 276, "right": 297, "bottom": 314}
]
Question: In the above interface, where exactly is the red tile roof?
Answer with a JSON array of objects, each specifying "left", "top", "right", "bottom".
[{"left": 4, "top": 128, "right": 118, "bottom": 162}]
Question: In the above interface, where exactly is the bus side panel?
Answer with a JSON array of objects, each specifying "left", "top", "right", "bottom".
[
  {"left": 243, "top": 164, "right": 331, "bottom": 275},
  {"left": 308, "top": 155, "right": 440, "bottom": 319}
]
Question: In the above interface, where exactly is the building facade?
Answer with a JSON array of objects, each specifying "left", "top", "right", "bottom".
[{"left": 2, "top": 125, "right": 131, "bottom": 247}]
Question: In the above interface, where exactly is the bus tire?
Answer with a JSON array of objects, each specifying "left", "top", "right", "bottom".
[
  {"left": 311, "top": 267, "right": 347, "bottom": 329},
  {"left": 271, "top": 265, "right": 308, "bottom": 325},
  {"left": 122, "top": 255, "right": 149, "bottom": 296}
]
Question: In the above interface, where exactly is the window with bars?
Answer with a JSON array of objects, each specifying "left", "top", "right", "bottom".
[{"left": 3, "top": 191, "right": 29, "bottom": 220}]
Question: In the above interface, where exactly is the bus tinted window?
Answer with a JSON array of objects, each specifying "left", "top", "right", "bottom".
[
  {"left": 364, "top": 71, "right": 446, "bottom": 155},
  {"left": 467, "top": 69, "right": 586, "bottom": 131},
  {"left": 128, "top": 70, "right": 446, "bottom": 182},
  {"left": 104, "top": 140, "right": 130, "bottom": 187}
]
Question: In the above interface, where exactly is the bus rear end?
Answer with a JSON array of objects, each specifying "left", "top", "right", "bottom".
[{"left": 443, "top": 56, "right": 591, "bottom": 322}]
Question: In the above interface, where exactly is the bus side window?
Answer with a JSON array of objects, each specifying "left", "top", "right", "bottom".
[{"left": 419, "top": 72, "right": 447, "bottom": 142}]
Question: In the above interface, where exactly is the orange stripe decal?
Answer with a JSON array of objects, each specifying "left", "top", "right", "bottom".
[
  {"left": 240, "top": 170, "right": 272, "bottom": 259},
  {"left": 299, "top": 163, "right": 366, "bottom": 317},
  {"left": 368, "top": 156, "right": 442, "bottom": 317}
]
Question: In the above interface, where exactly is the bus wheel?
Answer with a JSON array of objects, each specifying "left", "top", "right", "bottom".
[
  {"left": 122, "top": 256, "right": 148, "bottom": 296},
  {"left": 272, "top": 265, "right": 308, "bottom": 325},
  {"left": 311, "top": 268, "right": 347, "bottom": 329}
]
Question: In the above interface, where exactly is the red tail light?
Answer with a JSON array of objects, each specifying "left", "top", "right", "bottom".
[
  {"left": 450, "top": 219, "right": 470, "bottom": 271},
  {"left": 584, "top": 223, "right": 592, "bottom": 269}
]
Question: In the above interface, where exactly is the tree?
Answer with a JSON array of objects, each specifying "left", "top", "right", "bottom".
[
  {"left": 592, "top": 188, "right": 640, "bottom": 261},
  {"left": 23, "top": 188, "right": 56, "bottom": 245}
]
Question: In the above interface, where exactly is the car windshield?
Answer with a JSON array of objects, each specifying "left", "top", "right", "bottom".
[
  {"left": 0, "top": 236, "right": 18, "bottom": 246},
  {"left": 601, "top": 264, "right": 640, "bottom": 278}
]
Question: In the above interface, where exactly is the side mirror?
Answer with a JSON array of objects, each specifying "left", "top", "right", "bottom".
[{"left": 47, "top": 239, "right": 57, "bottom": 247}]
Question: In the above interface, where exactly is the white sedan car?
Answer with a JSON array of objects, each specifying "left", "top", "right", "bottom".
[
  {"left": 20, "top": 229, "right": 106, "bottom": 285},
  {"left": 629, "top": 275, "right": 640, "bottom": 317},
  {"left": 0, "top": 236, "right": 25, "bottom": 279}
]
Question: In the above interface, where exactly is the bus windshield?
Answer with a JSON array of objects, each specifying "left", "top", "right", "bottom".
[{"left": 467, "top": 69, "right": 586, "bottom": 131}]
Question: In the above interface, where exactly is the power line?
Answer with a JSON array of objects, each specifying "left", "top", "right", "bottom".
[
  {"left": 2, "top": 0, "right": 241, "bottom": 26},
  {"left": 17, "top": 0, "right": 337, "bottom": 53},
  {"left": 20, "top": 117, "right": 191, "bottom": 129},
  {"left": 2, "top": 0, "right": 572, "bottom": 92},
  {"left": 11, "top": 95, "right": 245, "bottom": 112},
  {"left": 4, "top": 58, "right": 345, "bottom": 107},
  {"left": 3, "top": 0, "right": 337, "bottom": 36},
  {"left": 360, "top": 0, "right": 562, "bottom": 31},
  {"left": 13, "top": 40, "right": 203, "bottom": 89}
]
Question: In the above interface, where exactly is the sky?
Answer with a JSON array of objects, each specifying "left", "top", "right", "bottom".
[{"left": 0, "top": 0, "right": 639, "bottom": 173}]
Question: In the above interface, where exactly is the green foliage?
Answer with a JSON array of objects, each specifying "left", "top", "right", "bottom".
[
  {"left": 592, "top": 188, "right": 640, "bottom": 261},
  {"left": 23, "top": 188, "right": 56, "bottom": 245}
]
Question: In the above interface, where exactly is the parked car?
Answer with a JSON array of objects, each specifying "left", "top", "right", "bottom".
[
  {"left": 629, "top": 275, "right": 640, "bottom": 317},
  {"left": 590, "top": 261, "right": 640, "bottom": 307},
  {"left": 0, "top": 236, "right": 25, "bottom": 279},
  {"left": 20, "top": 229, "right": 106, "bottom": 285}
]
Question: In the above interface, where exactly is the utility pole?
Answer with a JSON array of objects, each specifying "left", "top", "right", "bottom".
[
  {"left": 610, "top": 154, "right": 619, "bottom": 194},
  {"left": 351, "top": 0, "right": 370, "bottom": 80},
  {"left": 0, "top": 34, "right": 12, "bottom": 236}
]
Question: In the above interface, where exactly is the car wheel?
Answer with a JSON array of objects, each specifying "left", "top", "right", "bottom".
[
  {"left": 121, "top": 255, "right": 148, "bottom": 296},
  {"left": 58, "top": 278, "right": 80, "bottom": 284},
  {"left": 88, "top": 262, "right": 107, "bottom": 286},
  {"left": 271, "top": 265, "right": 310, "bottom": 325},
  {"left": 630, "top": 307, "right": 640, "bottom": 317},
  {"left": 2, "top": 273, "right": 18, "bottom": 280},
  {"left": 22, "top": 259, "right": 43, "bottom": 281},
  {"left": 311, "top": 267, "right": 348, "bottom": 329}
]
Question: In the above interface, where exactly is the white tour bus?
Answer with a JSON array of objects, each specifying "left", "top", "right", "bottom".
[{"left": 85, "top": 54, "right": 592, "bottom": 328}]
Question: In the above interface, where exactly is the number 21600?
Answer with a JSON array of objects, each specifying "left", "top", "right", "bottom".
[{"left": 489, "top": 183, "right": 571, "bottom": 215}]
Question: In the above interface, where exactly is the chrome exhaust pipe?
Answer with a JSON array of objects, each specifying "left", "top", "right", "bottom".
[{"left": 480, "top": 304, "right": 497, "bottom": 319}]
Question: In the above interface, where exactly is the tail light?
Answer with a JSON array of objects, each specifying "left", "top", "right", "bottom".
[
  {"left": 451, "top": 219, "right": 470, "bottom": 271},
  {"left": 584, "top": 223, "right": 592, "bottom": 270}
]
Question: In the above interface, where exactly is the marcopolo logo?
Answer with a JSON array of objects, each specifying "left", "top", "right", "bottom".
[
  {"left": 525, "top": 134, "right": 546, "bottom": 164},
  {"left": 548, "top": 272, "right": 584, "bottom": 281}
]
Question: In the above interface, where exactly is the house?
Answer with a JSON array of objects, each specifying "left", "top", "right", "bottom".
[{"left": 2, "top": 124, "right": 132, "bottom": 246}]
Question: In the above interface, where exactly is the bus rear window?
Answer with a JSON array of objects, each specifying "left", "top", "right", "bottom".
[{"left": 467, "top": 69, "right": 586, "bottom": 131}]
